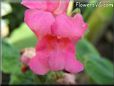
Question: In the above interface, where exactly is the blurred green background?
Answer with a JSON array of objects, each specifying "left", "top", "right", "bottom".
[{"left": 1, "top": 0, "right": 114, "bottom": 85}]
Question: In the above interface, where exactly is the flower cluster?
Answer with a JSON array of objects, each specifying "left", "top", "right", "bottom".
[{"left": 21, "top": 0, "right": 88, "bottom": 75}]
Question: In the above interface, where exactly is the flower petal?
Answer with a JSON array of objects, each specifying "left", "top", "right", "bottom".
[
  {"left": 54, "top": 0, "right": 69, "bottom": 15},
  {"left": 35, "top": 38, "right": 47, "bottom": 52},
  {"left": 48, "top": 50, "right": 65, "bottom": 71},
  {"left": 21, "top": 0, "right": 47, "bottom": 9},
  {"left": 65, "top": 53, "right": 84, "bottom": 74},
  {"left": 21, "top": 0, "right": 69, "bottom": 15},
  {"left": 52, "top": 13, "right": 88, "bottom": 41},
  {"left": 47, "top": 0, "right": 59, "bottom": 12},
  {"left": 28, "top": 52, "right": 49, "bottom": 75},
  {"left": 36, "top": 35, "right": 68, "bottom": 71},
  {"left": 24, "top": 9, "right": 55, "bottom": 37}
]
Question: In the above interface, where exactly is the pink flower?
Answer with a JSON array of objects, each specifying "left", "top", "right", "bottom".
[
  {"left": 21, "top": 9, "right": 88, "bottom": 75},
  {"left": 28, "top": 35, "right": 84, "bottom": 75},
  {"left": 24, "top": 9, "right": 87, "bottom": 39},
  {"left": 21, "top": 0, "right": 69, "bottom": 15}
]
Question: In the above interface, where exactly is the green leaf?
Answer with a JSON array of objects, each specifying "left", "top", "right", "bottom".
[
  {"left": 76, "top": 39, "right": 100, "bottom": 61},
  {"left": 85, "top": 55, "right": 114, "bottom": 84},
  {"left": 9, "top": 71, "right": 41, "bottom": 85},
  {"left": 86, "top": 6, "right": 113, "bottom": 42},
  {"left": 83, "top": 0, "right": 100, "bottom": 21},
  {"left": 6, "top": 23, "right": 37, "bottom": 50},
  {"left": 9, "top": 71, "right": 61, "bottom": 84},
  {"left": 2, "top": 40, "right": 22, "bottom": 74}
]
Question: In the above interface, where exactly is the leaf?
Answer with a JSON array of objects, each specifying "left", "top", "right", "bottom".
[
  {"left": 86, "top": 6, "right": 113, "bottom": 42},
  {"left": 83, "top": 0, "right": 100, "bottom": 21},
  {"left": 6, "top": 23, "right": 37, "bottom": 50},
  {"left": 9, "top": 71, "right": 41, "bottom": 85},
  {"left": 85, "top": 55, "right": 114, "bottom": 84},
  {"left": 2, "top": 40, "right": 22, "bottom": 74},
  {"left": 76, "top": 39, "right": 100, "bottom": 61}
]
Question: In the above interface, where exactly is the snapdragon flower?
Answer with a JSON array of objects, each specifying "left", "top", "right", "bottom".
[{"left": 21, "top": 0, "right": 88, "bottom": 75}]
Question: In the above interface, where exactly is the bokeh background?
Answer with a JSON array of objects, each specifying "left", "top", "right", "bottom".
[{"left": 1, "top": 0, "right": 114, "bottom": 85}]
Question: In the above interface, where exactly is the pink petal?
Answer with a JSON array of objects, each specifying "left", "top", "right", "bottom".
[
  {"left": 52, "top": 13, "right": 88, "bottom": 41},
  {"left": 73, "top": 14, "right": 88, "bottom": 36},
  {"left": 24, "top": 9, "right": 55, "bottom": 37},
  {"left": 21, "top": 0, "right": 47, "bottom": 10},
  {"left": 21, "top": 0, "right": 69, "bottom": 15},
  {"left": 66, "top": 41, "right": 75, "bottom": 54},
  {"left": 47, "top": 0, "right": 69, "bottom": 14},
  {"left": 65, "top": 53, "right": 84, "bottom": 74},
  {"left": 36, "top": 36, "right": 65, "bottom": 71},
  {"left": 48, "top": 50, "right": 65, "bottom": 71},
  {"left": 54, "top": 0, "right": 69, "bottom": 15},
  {"left": 35, "top": 35, "right": 67, "bottom": 71},
  {"left": 47, "top": 0, "right": 59, "bottom": 12},
  {"left": 35, "top": 38, "right": 47, "bottom": 51},
  {"left": 28, "top": 52, "right": 49, "bottom": 75}
]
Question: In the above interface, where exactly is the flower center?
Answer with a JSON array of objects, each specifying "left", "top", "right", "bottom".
[{"left": 45, "top": 35, "right": 70, "bottom": 51}]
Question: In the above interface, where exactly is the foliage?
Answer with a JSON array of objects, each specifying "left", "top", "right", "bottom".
[
  {"left": 86, "top": 6, "right": 113, "bottom": 42},
  {"left": 2, "top": 40, "right": 21, "bottom": 75},
  {"left": 6, "top": 23, "right": 37, "bottom": 50},
  {"left": 85, "top": 55, "right": 114, "bottom": 84}
]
